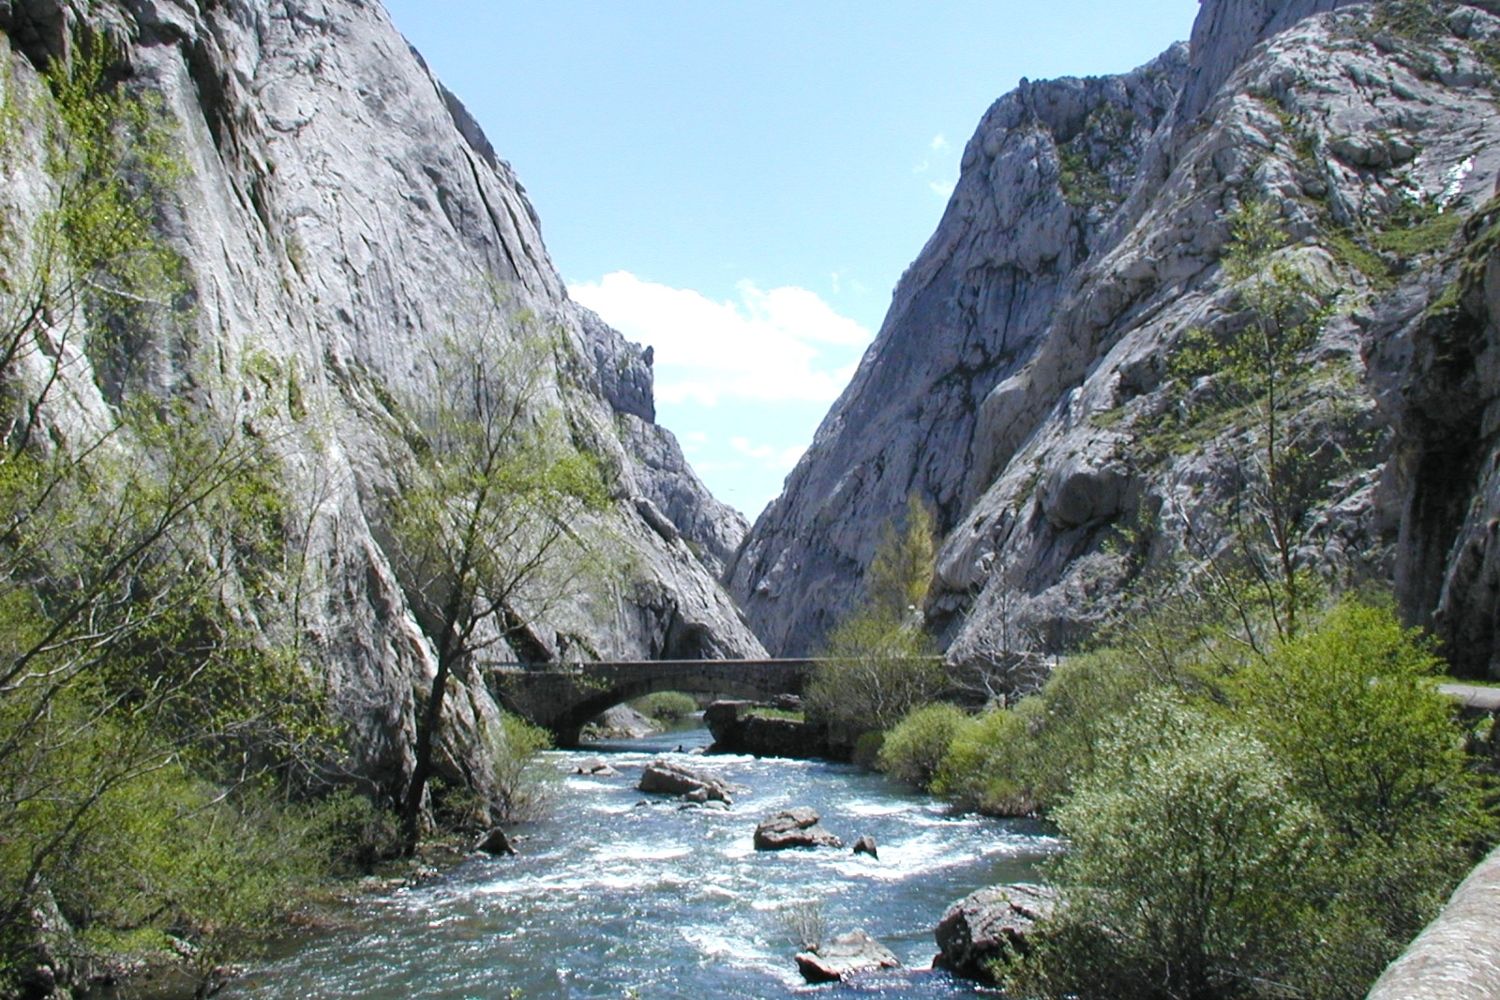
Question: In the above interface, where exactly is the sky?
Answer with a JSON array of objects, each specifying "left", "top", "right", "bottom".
[{"left": 382, "top": 1, "right": 1202, "bottom": 519}]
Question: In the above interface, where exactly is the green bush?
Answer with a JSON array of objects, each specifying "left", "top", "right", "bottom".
[
  {"left": 931, "top": 647, "right": 1159, "bottom": 815},
  {"left": 1006, "top": 602, "right": 1497, "bottom": 1000},
  {"left": 877, "top": 703, "right": 968, "bottom": 789},
  {"left": 1009, "top": 694, "right": 1319, "bottom": 999},
  {"left": 807, "top": 609, "right": 941, "bottom": 752},
  {"left": 932, "top": 706, "right": 1038, "bottom": 815},
  {"left": 486, "top": 712, "right": 555, "bottom": 823},
  {"left": 631, "top": 691, "right": 698, "bottom": 723},
  {"left": 1232, "top": 601, "right": 1491, "bottom": 993},
  {"left": 312, "top": 789, "right": 402, "bottom": 875}
]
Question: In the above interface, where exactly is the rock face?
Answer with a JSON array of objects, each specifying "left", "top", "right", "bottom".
[
  {"left": 0, "top": 0, "right": 764, "bottom": 809},
  {"left": 753, "top": 808, "right": 843, "bottom": 850},
  {"left": 795, "top": 930, "right": 901, "bottom": 984},
  {"left": 731, "top": 0, "right": 1500, "bottom": 666},
  {"left": 933, "top": 883, "right": 1060, "bottom": 983},
  {"left": 1384, "top": 200, "right": 1500, "bottom": 675}
]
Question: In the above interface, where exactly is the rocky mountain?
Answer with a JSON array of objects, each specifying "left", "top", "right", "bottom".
[
  {"left": 731, "top": 0, "right": 1500, "bottom": 675},
  {"left": 0, "top": 0, "right": 762, "bottom": 802}
]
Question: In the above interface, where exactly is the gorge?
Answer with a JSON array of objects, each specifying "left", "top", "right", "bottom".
[{"left": 4, "top": 0, "right": 1500, "bottom": 997}]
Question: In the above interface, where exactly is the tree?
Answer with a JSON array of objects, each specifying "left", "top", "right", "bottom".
[
  {"left": 1165, "top": 200, "right": 1362, "bottom": 646},
  {"left": 390, "top": 309, "right": 610, "bottom": 853},
  {"left": 0, "top": 48, "right": 334, "bottom": 990},
  {"left": 865, "top": 494, "right": 936, "bottom": 621},
  {"left": 807, "top": 496, "right": 942, "bottom": 753}
]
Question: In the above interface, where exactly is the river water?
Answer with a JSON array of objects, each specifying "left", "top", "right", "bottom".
[{"left": 222, "top": 724, "right": 1059, "bottom": 999}]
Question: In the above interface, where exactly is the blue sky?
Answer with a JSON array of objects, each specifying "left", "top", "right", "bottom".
[{"left": 383, "top": 1, "right": 1201, "bottom": 519}]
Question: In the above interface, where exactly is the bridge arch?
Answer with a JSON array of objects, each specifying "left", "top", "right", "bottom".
[{"left": 487, "top": 659, "right": 814, "bottom": 746}]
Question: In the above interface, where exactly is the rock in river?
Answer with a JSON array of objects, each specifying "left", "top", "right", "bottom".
[
  {"left": 852, "top": 835, "right": 879, "bottom": 859},
  {"left": 474, "top": 828, "right": 517, "bottom": 857},
  {"left": 754, "top": 808, "right": 843, "bottom": 850},
  {"left": 933, "top": 883, "right": 1059, "bottom": 982},
  {"left": 796, "top": 930, "right": 901, "bottom": 983},
  {"left": 637, "top": 759, "right": 733, "bottom": 804}
]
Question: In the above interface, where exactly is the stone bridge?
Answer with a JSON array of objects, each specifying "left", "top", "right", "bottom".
[{"left": 485, "top": 658, "right": 819, "bottom": 745}]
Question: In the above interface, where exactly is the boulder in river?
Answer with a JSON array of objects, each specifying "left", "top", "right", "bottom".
[
  {"left": 474, "top": 828, "right": 518, "bottom": 857},
  {"left": 933, "top": 883, "right": 1059, "bottom": 982},
  {"left": 573, "top": 757, "right": 620, "bottom": 777},
  {"left": 754, "top": 808, "right": 843, "bottom": 850},
  {"left": 638, "top": 759, "right": 733, "bottom": 804},
  {"left": 795, "top": 929, "right": 901, "bottom": 983},
  {"left": 852, "top": 835, "right": 879, "bottom": 859}
]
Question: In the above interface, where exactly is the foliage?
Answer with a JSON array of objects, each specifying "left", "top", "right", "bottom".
[
  {"left": 631, "top": 691, "right": 698, "bottom": 723},
  {"left": 807, "top": 608, "right": 941, "bottom": 751},
  {"left": 1001, "top": 601, "right": 1496, "bottom": 1000},
  {"left": 311, "top": 789, "right": 402, "bottom": 876},
  {"left": 1164, "top": 200, "right": 1354, "bottom": 643},
  {"left": 932, "top": 647, "right": 1161, "bottom": 814},
  {"left": 0, "top": 46, "right": 342, "bottom": 992},
  {"left": 865, "top": 494, "right": 937, "bottom": 621},
  {"left": 808, "top": 495, "right": 942, "bottom": 754},
  {"left": 1371, "top": 201, "right": 1464, "bottom": 258},
  {"left": 389, "top": 306, "right": 612, "bottom": 852},
  {"left": 1009, "top": 695, "right": 1320, "bottom": 1000},
  {"left": 485, "top": 712, "right": 556, "bottom": 824},
  {"left": 877, "top": 703, "right": 967, "bottom": 789}
]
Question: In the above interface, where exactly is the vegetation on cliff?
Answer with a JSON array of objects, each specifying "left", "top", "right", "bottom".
[{"left": 0, "top": 48, "right": 359, "bottom": 993}]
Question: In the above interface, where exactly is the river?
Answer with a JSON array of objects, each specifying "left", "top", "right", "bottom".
[{"left": 221, "top": 724, "right": 1059, "bottom": 999}]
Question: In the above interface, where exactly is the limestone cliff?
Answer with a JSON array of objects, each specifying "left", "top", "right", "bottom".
[
  {"left": 0, "top": 0, "right": 762, "bottom": 802},
  {"left": 732, "top": 0, "right": 1500, "bottom": 669}
]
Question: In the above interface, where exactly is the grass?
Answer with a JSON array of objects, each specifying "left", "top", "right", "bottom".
[
  {"left": 1371, "top": 208, "right": 1463, "bottom": 256},
  {"left": 747, "top": 707, "right": 805, "bottom": 723}
]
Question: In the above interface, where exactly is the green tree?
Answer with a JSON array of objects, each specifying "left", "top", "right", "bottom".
[
  {"left": 807, "top": 495, "right": 944, "bottom": 753},
  {"left": 390, "top": 311, "right": 610, "bottom": 853},
  {"left": 0, "top": 48, "right": 335, "bottom": 991},
  {"left": 866, "top": 494, "right": 936, "bottom": 620},
  {"left": 1166, "top": 200, "right": 1352, "bottom": 644}
]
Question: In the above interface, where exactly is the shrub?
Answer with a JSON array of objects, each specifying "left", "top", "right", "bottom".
[
  {"left": 312, "top": 788, "right": 402, "bottom": 875},
  {"left": 1011, "top": 694, "right": 1319, "bottom": 999},
  {"left": 933, "top": 702, "right": 1041, "bottom": 816},
  {"left": 486, "top": 712, "right": 555, "bottom": 823},
  {"left": 1008, "top": 603, "right": 1498, "bottom": 1000},
  {"left": 878, "top": 703, "right": 968, "bottom": 789},
  {"left": 630, "top": 691, "right": 698, "bottom": 723},
  {"left": 931, "top": 647, "right": 1159, "bottom": 814},
  {"left": 1232, "top": 600, "right": 1491, "bottom": 993}
]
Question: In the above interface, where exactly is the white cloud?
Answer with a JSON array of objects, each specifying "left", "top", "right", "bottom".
[
  {"left": 730, "top": 436, "right": 805, "bottom": 472},
  {"left": 570, "top": 272, "right": 871, "bottom": 407},
  {"left": 916, "top": 134, "right": 959, "bottom": 199}
]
